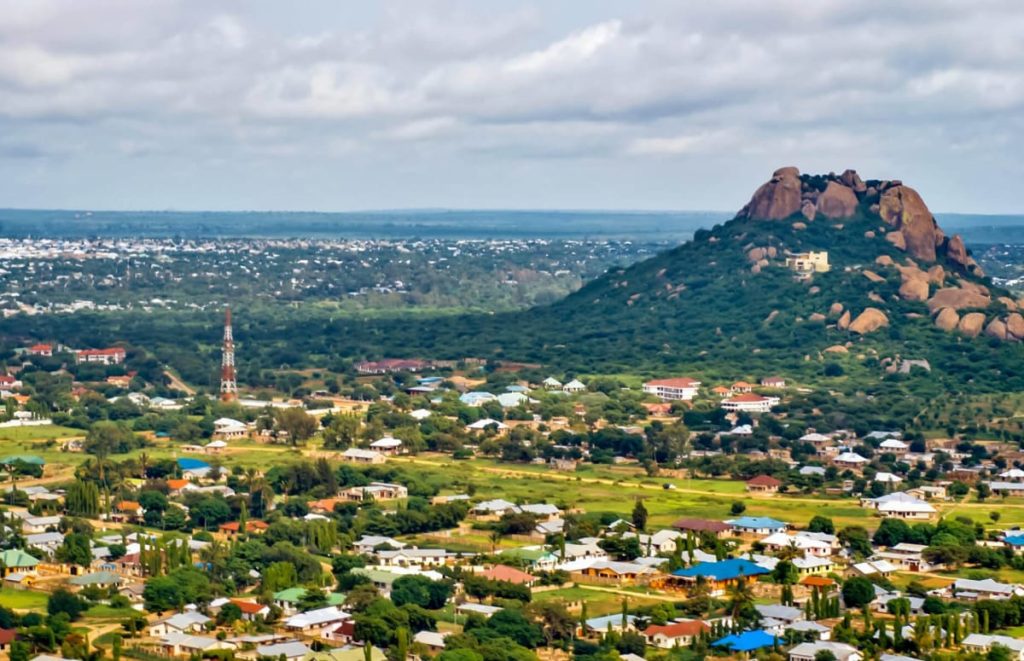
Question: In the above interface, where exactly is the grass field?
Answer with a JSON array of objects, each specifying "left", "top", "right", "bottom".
[{"left": 0, "top": 588, "right": 49, "bottom": 610}]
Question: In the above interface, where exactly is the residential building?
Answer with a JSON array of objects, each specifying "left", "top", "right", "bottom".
[
  {"left": 642, "top": 377, "right": 701, "bottom": 402},
  {"left": 643, "top": 620, "right": 710, "bottom": 648},
  {"left": 746, "top": 475, "right": 781, "bottom": 493},
  {"left": 75, "top": 347, "right": 126, "bottom": 365},
  {"left": 789, "top": 641, "right": 861, "bottom": 661},
  {"left": 721, "top": 393, "right": 779, "bottom": 413}
]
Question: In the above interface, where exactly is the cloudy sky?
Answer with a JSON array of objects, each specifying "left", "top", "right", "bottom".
[{"left": 1, "top": 0, "right": 1023, "bottom": 213}]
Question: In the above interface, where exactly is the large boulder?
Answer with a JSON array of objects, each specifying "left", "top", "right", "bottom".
[
  {"left": 899, "top": 278, "right": 929, "bottom": 301},
  {"left": 837, "top": 310, "right": 852, "bottom": 330},
  {"left": 1007, "top": 313, "right": 1024, "bottom": 339},
  {"left": 863, "top": 270, "right": 885, "bottom": 283},
  {"left": 816, "top": 181, "right": 859, "bottom": 219},
  {"left": 875, "top": 255, "right": 894, "bottom": 267},
  {"left": 985, "top": 318, "right": 1008, "bottom": 340},
  {"left": 848, "top": 308, "right": 889, "bottom": 334},
  {"left": 886, "top": 231, "right": 907, "bottom": 251},
  {"left": 934, "top": 307, "right": 960, "bottom": 331},
  {"left": 926, "top": 287, "right": 992, "bottom": 313},
  {"left": 879, "top": 185, "right": 939, "bottom": 262},
  {"left": 957, "top": 312, "right": 986, "bottom": 337},
  {"left": 839, "top": 169, "right": 867, "bottom": 192},
  {"left": 946, "top": 234, "right": 970, "bottom": 269},
  {"left": 740, "top": 167, "right": 803, "bottom": 220},
  {"left": 926, "top": 265, "right": 945, "bottom": 285},
  {"left": 801, "top": 200, "right": 816, "bottom": 221}
]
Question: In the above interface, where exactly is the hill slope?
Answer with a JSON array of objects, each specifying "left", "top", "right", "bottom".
[{"left": 404, "top": 167, "right": 1024, "bottom": 392}]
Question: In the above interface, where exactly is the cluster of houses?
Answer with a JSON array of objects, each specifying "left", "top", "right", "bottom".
[{"left": 641, "top": 376, "right": 784, "bottom": 413}]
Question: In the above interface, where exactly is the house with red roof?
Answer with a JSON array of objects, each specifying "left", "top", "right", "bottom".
[
  {"left": 746, "top": 475, "right": 781, "bottom": 494},
  {"left": 721, "top": 393, "right": 779, "bottom": 413},
  {"left": 670, "top": 518, "right": 732, "bottom": 538},
  {"left": 0, "top": 628, "right": 17, "bottom": 652},
  {"left": 229, "top": 598, "right": 271, "bottom": 621},
  {"left": 642, "top": 377, "right": 701, "bottom": 402},
  {"left": 219, "top": 520, "right": 269, "bottom": 539},
  {"left": 478, "top": 564, "right": 537, "bottom": 586},
  {"left": 730, "top": 381, "right": 756, "bottom": 393},
  {"left": 75, "top": 347, "right": 126, "bottom": 365},
  {"left": 27, "top": 343, "right": 53, "bottom": 357},
  {"left": 643, "top": 620, "right": 710, "bottom": 648}
]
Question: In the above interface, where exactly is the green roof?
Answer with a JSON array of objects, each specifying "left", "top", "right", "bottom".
[
  {"left": 0, "top": 455, "right": 45, "bottom": 465},
  {"left": 0, "top": 549, "right": 39, "bottom": 568},
  {"left": 273, "top": 587, "right": 345, "bottom": 604},
  {"left": 351, "top": 567, "right": 402, "bottom": 587}
]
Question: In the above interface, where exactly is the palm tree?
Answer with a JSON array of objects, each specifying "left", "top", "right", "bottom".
[
  {"left": 727, "top": 577, "right": 755, "bottom": 621},
  {"left": 489, "top": 530, "right": 502, "bottom": 553},
  {"left": 776, "top": 540, "right": 803, "bottom": 562},
  {"left": 138, "top": 452, "right": 150, "bottom": 479}
]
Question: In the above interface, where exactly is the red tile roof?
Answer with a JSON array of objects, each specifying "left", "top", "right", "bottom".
[
  {"left": 800, "top": 575, "right": 837, "bottom": 587},
  {"left": 746, "top": 475, "right": 781, "bottom": 487},
  {"left": 479, "top": 564, "right": 536, "bottom": 585},
  {"left": 230, "top": 599, "right": 268, "bottom": 614},
  {"left": 646, "top": 378, "right": 700, "bottom": 387},
  {"left": 671, "top": 518, "right": 731, "bottom": 533},
  {"left": 728, "top": 393, "right": 771, "bottom": 403}
]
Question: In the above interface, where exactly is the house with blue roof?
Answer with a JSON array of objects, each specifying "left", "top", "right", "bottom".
[
  {"left": 460, "top": 391, "right": 497, "bottom": 406},
  {"left": 669, "top": 558, "right": 769, "bottom": 596},
  {"left": 712, "top": 630, "right": 778, "bottom": 653},
  {"left": 178, "top": 458, "right": 211, "bottom": 479},
  {"left": 727, "top": 516, "right": 787, "bottom": 536}
]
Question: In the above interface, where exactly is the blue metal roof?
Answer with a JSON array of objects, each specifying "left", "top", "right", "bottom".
[
  {"left": 1005, "top": 535, "right": 1024, "bottom": 546},
  {"left": 672, "top": 558, "right": 769, "bottom": 581},
  {"left": 177, "top": 458, "right": 210, "bottom": 470},
  {"left": 712, "top": 630, "right": 777, "bottom": 652},
  {"left": 728, "top": 516, "right": 786, "bottom": 530}
]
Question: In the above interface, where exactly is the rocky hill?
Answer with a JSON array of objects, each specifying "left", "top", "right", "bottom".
[{"left": 477, "top": 166, "right": 1024, "bottom": 392}]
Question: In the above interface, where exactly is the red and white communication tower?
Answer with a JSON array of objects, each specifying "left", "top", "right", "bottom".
[{"left": 220, "top": 307, "right": 238, "bottom": 401}]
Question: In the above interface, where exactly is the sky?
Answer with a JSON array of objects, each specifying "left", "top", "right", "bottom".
[{"left": 1, "top": 0, "right": 1023, "bottom": 214}]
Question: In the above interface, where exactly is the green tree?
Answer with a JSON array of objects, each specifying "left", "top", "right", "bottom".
[
  {"left": 841, "top": 577, "right": 874, "bottom": 610},
  {"left": 631, "top": 499, "right": 648, "bottom": 532}
]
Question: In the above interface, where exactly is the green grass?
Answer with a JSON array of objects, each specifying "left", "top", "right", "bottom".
[
  {"left": 85, "top": 604, "right": 138, "bottom": 619},
  {"left": 0, "top": 589, "right": 49, "bottom": 610},
  {"left": 0, "top": 424, "right": 84, "bottom": 442}
]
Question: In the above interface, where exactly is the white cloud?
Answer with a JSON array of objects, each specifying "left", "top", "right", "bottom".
[{"left": 0, "top": 1, "right": 1023, "bottom": 212}]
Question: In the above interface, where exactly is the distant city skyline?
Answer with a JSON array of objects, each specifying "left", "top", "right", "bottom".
[{"left": 1, "top": 1, "right": 1023, "bottom": 214}]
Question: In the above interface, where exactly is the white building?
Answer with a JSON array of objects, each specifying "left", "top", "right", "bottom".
[
  {"left": 721, "top": 393, "right": 779, "bottom": 413},
  {"left": 642, "top": 378, "right": 701, "bottom": 402}
]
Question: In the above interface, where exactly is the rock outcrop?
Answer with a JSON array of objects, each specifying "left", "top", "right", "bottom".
[
  {"left": 740, "top": 167, "right": 802, "bottom": 220},
  {"left": 1008, "top": 313, "right": 1024, "bottom": 339},
  {"left": 934, "top": 307, "right": 960, "bottom": 331},
  {"left": 837, "top": 310, "right": 852, "bottom": 330},
  {"left": 985, "top": 318, "right": 1008, "bottom": 340},
  {"left": 927, "top": 287, "right": 991, "bottom": 312},
  {"left": 848, "top": 308, "right": 889, "bottom": 334},
  {"left": 879, "top": 185, "right": 939, "bottom": 262},
  {"left": 815, "top": 181, "right": 858, "bottom": 219},
  {"left": 899, "top": 278, "right": 929, "bottom": 302},
  {"left": 958, "top": 312, "right": 986, "bottom": 337}
]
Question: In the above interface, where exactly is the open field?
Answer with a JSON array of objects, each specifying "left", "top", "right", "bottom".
[{"left": 0, "top": 588, "right": 50, "bottom": 610}]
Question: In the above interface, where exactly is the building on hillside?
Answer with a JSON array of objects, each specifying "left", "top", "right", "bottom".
[
  {"left": 671, "top": 518, "right": 732, "bottom": 538},
  {"left": 727, "top": 516, "right": 787, "bottom": 537},
  {"left": 642, "top": 378, "right": 701, "bottom": 401},
  {"left": 340, "top": 448, "right": 386, "bottom": 464},
  {"left": 643, "top": 620, "right": 710, "bottom": 648},
  {"left": 789, "top": 641, "right": 861, "bottom": 661},
  {"left": 149, "top": 612, "right": 212, "bottom": 637},
  {"left": 369, "top": 436, "right": 404, "bottom": 454},
  {"left": 668, "top": 558, "right": 770, "bottom": 596},
  {"left": 477, "top": 564, "right": 537, "bottom": 586},
  {"left": 961, "top": 633, "right": 1024, "bottom": 657},
  {"left": 212, "top": 418, "right": 248, "bottom": 440},
  {"left": 75, "top": 347, "right": 126, "bottom": 365},
  {"left": 785, "top": 251, "right": 830, "bottom": 277},
  {"left": 746, "top": 475, "right": 781, "bottom": 493},
  {"left": 833, "top": 452, "right": 869, "bottom": 470},
  {"left": 760, "top": 376, "right": 786, "bottom": 388},
  {"left": 721, "top": 393, "right": 779, "bottom": 413},
  {"left": 562, "top": 379, "right": 586, "bottom": 393},
  {"left": 861, "top": 492, "right": 936, "bottom": 520}
]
